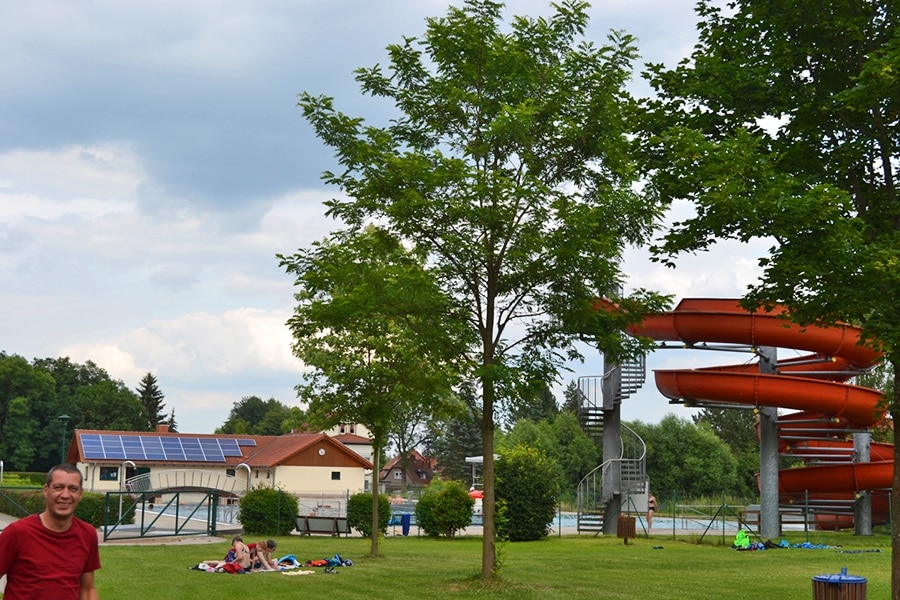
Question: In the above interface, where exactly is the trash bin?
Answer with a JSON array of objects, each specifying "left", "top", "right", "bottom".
[
  {"left": 617, "top": 515, "right": 636, "bottom": 544},
  {"left": 812, "top": 567, "right": 866, "bottom": 599},
  {"left": 401, "top": 513, "right": 411, "bottom": 536}
]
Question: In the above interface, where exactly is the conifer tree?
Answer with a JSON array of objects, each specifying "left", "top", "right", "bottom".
[{"left": 136, "top": 372, "right": 166, "bottom": 431}]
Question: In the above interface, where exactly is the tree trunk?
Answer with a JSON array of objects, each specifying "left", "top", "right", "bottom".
[
  {"left": 370, "top": 446, "right": 381, "bottom": 558},
  {"left": 891, "top": 364, "right": 899, "bottom": 600},
  {"left": 481, "top": 378, "right": 496, "bottom": 579}
]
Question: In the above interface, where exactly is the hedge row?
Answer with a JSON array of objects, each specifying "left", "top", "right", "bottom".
[{"left": 0, "top": 488, "right": 135, "bottom": 528}]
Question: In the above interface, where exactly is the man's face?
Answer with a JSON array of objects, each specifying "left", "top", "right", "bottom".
[{"left": 43, "top": 470, "right": 83, "bottom": 520}]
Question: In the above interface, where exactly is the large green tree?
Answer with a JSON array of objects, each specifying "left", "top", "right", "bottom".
[
  {"left": 629, "top": 415, "right": 741, "bottom": 498},
  {"left": 692, "top": 408, "right": 759, "bottom": 496},
  {"left": 1, "top": 355, "right": 60, "bottom": 469},
  {"left": 0, "top": 354, "right": 146, "bottom": 470},
  {"left": 298, "top": 1, "right": 667, "bottom": 577},
  {"left": 74, "top": 379, "right": 145, "bottom": 431},
  {"left": 279, "top": 226, "right": 472, "bottom": 558},
  {"left": 216, "top": 396, "right": 294, "bottom": 435},
  {"left": 638, "top": 1, "right": 899, "bottom": 592}
]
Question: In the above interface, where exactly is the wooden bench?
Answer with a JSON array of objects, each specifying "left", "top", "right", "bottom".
[
  {"left": 295, "top": 515, "right": 351, "bottom": 536},
  {"left": 739, "top": 506, "right": 809, "bottom": 530}
]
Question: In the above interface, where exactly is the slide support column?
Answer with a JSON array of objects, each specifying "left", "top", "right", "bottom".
[
  {"left": 854, "top": 432, "right": 872, "bottom": 536},
  {"left": 602, "top": 355, "right": 623, "bottom": 535},
  {"left": 757, "top": 346, "right": 781, "bottom": 539}
]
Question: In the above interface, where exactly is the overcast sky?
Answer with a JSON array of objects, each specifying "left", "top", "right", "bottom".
[{"left": 1, "top": 1, "right": 771, "bottom": 434}]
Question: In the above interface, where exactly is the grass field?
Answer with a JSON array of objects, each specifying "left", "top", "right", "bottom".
[{"left": 87, "top": 530, "right": 890, "bottom": 599}]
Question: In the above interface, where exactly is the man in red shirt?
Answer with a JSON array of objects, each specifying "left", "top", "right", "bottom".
[{"left": 0, "top": 463, "right": 101, "bottom": 599}]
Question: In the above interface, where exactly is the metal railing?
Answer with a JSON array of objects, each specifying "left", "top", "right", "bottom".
[{"left": 125, "top": 469, "right": 245, "bottom": 495}]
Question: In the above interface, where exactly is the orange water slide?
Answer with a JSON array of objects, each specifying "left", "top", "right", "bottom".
[
  {"left": 628, "top": 299, "right": 879, "bottom": 369},
  {"left": 628, "top": 298, "right": 890, "bottom": 501}
]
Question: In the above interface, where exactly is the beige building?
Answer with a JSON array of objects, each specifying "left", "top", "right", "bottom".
[{"left": 65, "top": 426, "right": 373, "bottom": 500}]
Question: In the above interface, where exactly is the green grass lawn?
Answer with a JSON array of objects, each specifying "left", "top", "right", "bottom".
[{"left": 88, "top": 531, "right": 889, "bottom": 599}]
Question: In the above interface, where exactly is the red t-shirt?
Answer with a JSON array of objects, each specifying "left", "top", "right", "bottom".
[{"left": 0, "top": 513, "right": 101, "bottom": 600}]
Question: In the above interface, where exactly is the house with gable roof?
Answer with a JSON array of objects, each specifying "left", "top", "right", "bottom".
[
  {"left": 379, "top": 449, "right": 436, "bottom": 495},
  {"left": 327, "top": 422, "right": 373, "bottom": 464},
  {"left": 65, "top": 425, "right": 373, "bottom": 500}
]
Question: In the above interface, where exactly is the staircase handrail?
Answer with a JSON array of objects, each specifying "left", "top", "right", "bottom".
[
  {"left": 576, "top": 423, "right": 646, "bottom": 486},
  {"left": 576, "top": 424, "right": 648, "bottom": 532},
  {"left": 621, "top": 423, "right": 647, "bottom": 463}
]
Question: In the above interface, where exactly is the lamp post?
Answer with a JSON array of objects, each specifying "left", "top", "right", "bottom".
[{"left": 58, "top": 414, "right": 71, "bottom": 464}]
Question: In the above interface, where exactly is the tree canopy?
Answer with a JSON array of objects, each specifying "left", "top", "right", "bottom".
[
  {"left": 630, "top": 415, "right": 742, "bottom": 499},
  {"left": 298, "top": 0, "right": 668, "bottom": 578},
  {"left": 637, "top": 0, "right": 899, "bottom": 592},
  {"left": 215, "top": 396, "right": 300, "bottom": 436},
  {"left": 279, "top": 225, "right": 472, "bottom": 557},
  {"left": 0, "top": 353, "right": 144, "bottom": 470}
]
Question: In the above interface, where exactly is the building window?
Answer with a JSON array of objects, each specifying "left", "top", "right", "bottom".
[
  {"left": 331, "top": 471, "right": 341, "bottom": 481},
  {"left": 393, "top": 471, "right": 403, "bottom": 480},
  {"left": 99, "top": 467, "right": 118, "bottom": 481},
  {"left": 419, "top": 472, "right": 428, "bottom": 481},
  {"left": 226, "top": 468, "right": 236, "bottom": 477}
]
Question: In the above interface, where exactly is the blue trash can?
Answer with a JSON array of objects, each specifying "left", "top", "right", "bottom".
[
  {"left": 401, "top": 513, "right": 411, "bottom": 536},
  {"left": 812, "top": 567, "right": 866, "bottom": 599}
]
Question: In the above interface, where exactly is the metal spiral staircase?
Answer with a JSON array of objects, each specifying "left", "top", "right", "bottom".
[
  {"left": 575, "top": 354, "right": 645, "bottom": 442},
  {"left": 575, "top": 424, "right": 648, "bottom": 533},
  {"left": 575, "top": 355, "right": 648, "bottom": 534}
]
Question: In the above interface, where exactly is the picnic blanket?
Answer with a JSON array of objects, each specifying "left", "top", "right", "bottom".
[{"left": 189, "top": 553, "right": 351, "bottom": 574}]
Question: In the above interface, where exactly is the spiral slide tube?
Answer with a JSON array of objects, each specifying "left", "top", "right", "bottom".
[{"left": 627, "top": 298, "right": 889, "bottom": 525}]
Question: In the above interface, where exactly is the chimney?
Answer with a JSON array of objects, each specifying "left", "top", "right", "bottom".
[{"left": 156, "top": 424, "right": 169, "bottom": 434}]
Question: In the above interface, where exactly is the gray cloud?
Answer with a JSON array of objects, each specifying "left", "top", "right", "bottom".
[{"left": 1, "top": 1, "right": 738, "bottom": 434}]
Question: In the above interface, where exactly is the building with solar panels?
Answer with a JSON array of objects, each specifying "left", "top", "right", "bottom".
[{"left": 64, "top": 425, "right": 374, "bottom": 507}]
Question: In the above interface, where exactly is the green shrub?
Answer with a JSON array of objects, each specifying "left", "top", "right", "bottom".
[
  {"left": 0, "top": 488, "right": 135, "bottom": 527},
  {"left": 496, "top": 444, "right": 561, "bottom": 541},
  {"left": 415, "top": 479, "right": 474, "bottom": 538},
  {"left": 75, "top": 492, "right": 136, "bottom": 527},
  {"left": 346, "top": 492, "right": 390, "bottom": 537},
  {"left": 237, "top": 486, "right": 298, "bottom": 536},
  {"left": 0, "top": 473, "right": 44, "bottom": 487},
  {"left": 4, "top": 489, "right": 45, "bottom": 516}
]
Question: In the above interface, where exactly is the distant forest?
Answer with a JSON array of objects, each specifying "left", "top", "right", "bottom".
[{"left": 0, "top": 353, "right": 174, "bottom": 472}]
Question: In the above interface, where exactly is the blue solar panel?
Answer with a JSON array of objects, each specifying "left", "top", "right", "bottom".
[
  {"left": 180, "top": 437, "right": 204, "bottom": 461},
  {"left": 160, "top": 437, "right": 186, "bottom": 461},
  {"left": 236, "top": 438, "right": 256, "bottom": 447},
  {"left": 121, "top": 436, "right": 146, "bottom": 460},
  {"left": 102, "top": 436, "right": 126, "bottom": 460},
  {"left": 199, "top": 438, "right": 225, "bottom": 461},
  {"left": 78, "top": 433, "right": 237, "bottom": 462},
  {"left": 219, "top": 439, "right": 242, "bottom": 457},
  {"left": 143, "top": 438, "right": 166, "bottom": 460},
  {"left": 81, "top": 434, "right": 105, "bottom": 459}
]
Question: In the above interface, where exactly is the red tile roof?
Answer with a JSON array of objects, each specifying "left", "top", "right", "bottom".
[{"left": 69, "top": 429, "right": 372, "bottom": 470}]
